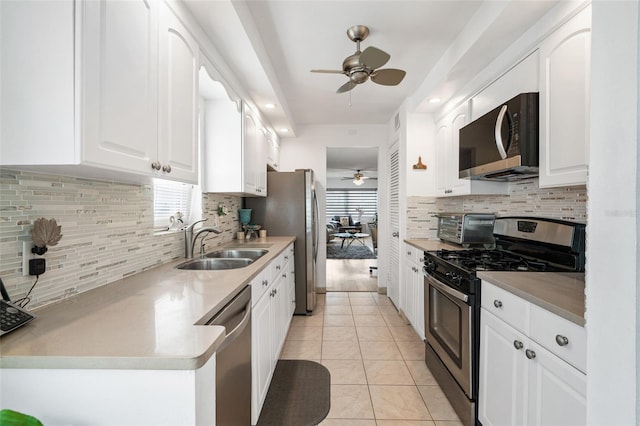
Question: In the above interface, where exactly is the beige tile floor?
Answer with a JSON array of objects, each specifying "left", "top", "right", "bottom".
[{"left": 281, "top": 291, "right": 463, "bottom": 426}]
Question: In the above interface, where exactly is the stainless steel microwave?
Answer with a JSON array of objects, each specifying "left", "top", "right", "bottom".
[{"left": 459, "top": 92, "right": 539, "bottom": 181}]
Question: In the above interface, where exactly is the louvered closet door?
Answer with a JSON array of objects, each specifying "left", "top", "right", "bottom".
[{"left": 387, "top": 146, "right": 400, "bottom": 305}]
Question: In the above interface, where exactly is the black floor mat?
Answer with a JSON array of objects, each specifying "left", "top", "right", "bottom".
[{"left": 257, "top": 360, "right": 331, "bottom": 426}]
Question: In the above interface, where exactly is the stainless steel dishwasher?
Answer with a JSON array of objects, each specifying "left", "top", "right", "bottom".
[{"left": 206, "top": 285, "right": 252, "bottom": 425}]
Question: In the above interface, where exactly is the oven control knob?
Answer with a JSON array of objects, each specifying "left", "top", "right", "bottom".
[
  {"left": 446, "top": 272, "right": 462, "bottom": 286},
  {"left": 424, "top": 260, "right": 436, "bottom": 272}
]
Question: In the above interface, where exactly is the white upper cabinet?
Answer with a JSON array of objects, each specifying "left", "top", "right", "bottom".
[
  {"left": 538, "top": 6, "right": 591, "bottom": 188},
  {"left": 434, "top": 102, "right": 508, "bottom": 197},
  {"left": 81, "top": 0, "right": 159, "bottom": 175},
  {"left": 200, "top": 75, "right": 267, "bottom": 197},
  {"left": 157, "top": 4, "right": 200, "bottom": 183},
  {"left": 266, "top": 130, "right": 281, "bottom": 171},
  {"left": 0, "top": 0, "right": 199, "bottom": 184}
]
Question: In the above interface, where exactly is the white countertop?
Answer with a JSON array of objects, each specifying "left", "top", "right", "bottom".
[
  {"left": 478, "top": 271, "right": 586, "bottom": 326},
  {"left": 0, "top": 236, "right": 295, "bottom": 371}
]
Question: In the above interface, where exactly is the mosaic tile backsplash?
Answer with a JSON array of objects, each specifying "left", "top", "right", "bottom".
[
  {"left": 0, "top": 169, "right": 242, "bottom": 309},
  {"left": 406, "top": 179, "right": 587, "bottom": 239}
]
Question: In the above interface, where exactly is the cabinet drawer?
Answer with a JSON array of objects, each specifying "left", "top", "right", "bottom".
[
  {"left": 270, "top": 253, "right": 284, "bottom": 283},
  {"left": 405, "top": 244, "right": 423, "bottom": 264},
  {"left": 529, "top": 304, "right": 586, "bottom": 373},
  {"left": 251, "top": 268, "right": 271, "bottom": 307},
  {"left": 481, "top": 281, "right": 529, "bottom": 333}
]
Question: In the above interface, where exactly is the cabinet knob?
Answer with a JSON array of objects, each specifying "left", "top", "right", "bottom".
[
  {"left": 513, "top": 340, "right": 524, "bottom": 350},
  {"left": 151, "top": 161, "right": 162, "bottom": 171},
  {"left": 392, "top": 232, "right": 399, "bottom": 238},
  {"left": 262, "top": 279, "right": 268, "bottom": 287},
  {"left": 276, "top": 265, "right": 281, "bottom": 270},
  {"left": 270, "top": 289, "right": 275, "bottom": 297},
  {"left": 282, "top": 273, "right": 287, "bottom": 279},
  {"left": 162, "top": 164, "right": 172, "bottom": 173},
  {"left": 525, "top": 349, "right": 536, "bottom": 359},
  {"left": 555, "top": 334, "right": 569, "bottom": 346},
  {"left": 407, "top": 251, "right": 412, "bottom": 256},
  {"left": 493, "top": 299, "right": 503, "bottom": 308}
]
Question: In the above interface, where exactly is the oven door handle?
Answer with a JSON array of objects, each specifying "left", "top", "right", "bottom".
[{"left": 424, "top": 272, "right": 469, "bottom": 303}]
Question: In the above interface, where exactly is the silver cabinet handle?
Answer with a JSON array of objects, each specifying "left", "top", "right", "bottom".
[
  {"left": 525, "top": 349, "right": 536, "bottom": 359},
  {"left": 392, "top": 232, "right": 399, "bottom": 237},
  {"left": 162, "top": 164, "right": 172, "bottom": 173},
  {"left": 513, "top": 340, "right": 524, "bottom": 350},
  {"left": 407, "top": 250, "right": 412, "bottom": 256},
  {"left": 276, "top": 265, "right": 281, "bottom": 270},
  {"left": 151, "top": 161, "right": 162, "bottom": 171},
  {"left": 493, "top": 300, "right": 503, "bottom": 308},
  {"left": 262, "top": 279, "right": 268, "bottom": 287},
  {"left": 555, "top": 334, "right": 569, "bottom": 346},
  {"left": 282, "top": 273, "right": 287, "bottom": 279}
]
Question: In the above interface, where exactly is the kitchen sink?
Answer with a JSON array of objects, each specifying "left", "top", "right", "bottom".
[
  {"left": 176, "top": 258, "right": 254, "bottom": 270},
  {"left": 204, "top": 249, "right": 268, "bottom": 260}
]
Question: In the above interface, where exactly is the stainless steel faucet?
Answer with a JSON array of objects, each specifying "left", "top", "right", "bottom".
[{"left": 184, "top": 219, "right": 223, "bottom": 258}]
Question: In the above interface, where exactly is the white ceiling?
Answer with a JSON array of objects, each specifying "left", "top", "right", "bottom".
[{"left": 182, "top": 0, "right": 560, "bottom": 138}]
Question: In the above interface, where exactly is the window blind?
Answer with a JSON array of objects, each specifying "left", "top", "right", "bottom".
[
  {"left": 326, "top": 189, "right": 377, "bottom": 221},
  {"left": 153, "top": 179, "right": 201, "bottom": 230}
]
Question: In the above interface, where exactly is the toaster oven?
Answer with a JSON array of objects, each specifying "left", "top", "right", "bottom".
[{"left": 436, "top": 213, "right": 495, "bottom": 247}]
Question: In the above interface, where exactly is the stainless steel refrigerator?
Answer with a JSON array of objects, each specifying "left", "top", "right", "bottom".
[{"left": 245, "top": 169, "right": 318, "bottom": 314}]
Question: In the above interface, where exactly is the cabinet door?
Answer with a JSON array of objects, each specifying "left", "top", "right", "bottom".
[
  {"left": 255, "top": 126, "right": 268, "bottom": 195},
  {"left": 539, "top": 6, "right": 591, "bottom": 188},
  {"left": 158, "top": 5, "right": 199, "bottom": 183},
  {"left": 434, "top": 121, "right": 450, "bottom": 196},
  {"left": 82, "top": 0, "right": 159, "bottom": 173},
  {"left": 526, "top": 341, "right": 587, "bottom": 426},
  {"left": 478, "top": 309, "right": 527, "bottom": 426},
  {"left": 251, "top": 293, "right": 272, "bottom": 424},
  {"left": 267, "top": 132, "right": 280, "bottom": 171},
  {"left": 0, "top": 1, "right": 75, "bottom": 165},
  {"left": 242, "top": 107, "right": 258, "bottom": 194},
  {"left": 449, "top": 106, "right": 472, "bottom": 195},
  {"left": 413, "top": 258, "right": 425, "bottom": 340}
]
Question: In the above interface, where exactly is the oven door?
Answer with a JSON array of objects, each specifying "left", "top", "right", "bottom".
[{"left": 424, "top": 271, "right": 472, "bottom": 397}]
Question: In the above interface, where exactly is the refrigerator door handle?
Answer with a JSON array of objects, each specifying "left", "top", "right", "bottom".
[{"left": 312, "top": 189, "right": 319, "bottom": 261}]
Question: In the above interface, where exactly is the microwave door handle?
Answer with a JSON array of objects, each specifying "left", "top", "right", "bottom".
[{"left": 494, "top": 105, "right": 509, "bottom": 159}]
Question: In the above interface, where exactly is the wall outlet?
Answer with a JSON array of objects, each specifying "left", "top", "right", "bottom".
[{"left": 22, "top": 241, "right": 31, "bottom": 276}]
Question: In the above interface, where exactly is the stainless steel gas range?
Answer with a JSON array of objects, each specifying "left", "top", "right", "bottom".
[{"left": 422, "top": 216, "right": 586, "bottom": 426}]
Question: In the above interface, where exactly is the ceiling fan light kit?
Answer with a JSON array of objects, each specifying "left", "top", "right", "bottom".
[{"left": 311, "top": 25, "right": 406, "bottom": 94}]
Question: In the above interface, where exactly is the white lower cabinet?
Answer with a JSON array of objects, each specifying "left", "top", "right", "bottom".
[
  {"left": 402, "top": 244, "right": 425, "bottom": 339},
  {"left": 251, "top": 244, "right": 295, "bottom": 424},
  {"left": 479, "top": 281, "right": 586, "bottom": 426}
]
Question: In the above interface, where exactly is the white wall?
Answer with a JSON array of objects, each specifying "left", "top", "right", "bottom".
[
  {"left": 279, "top": 124, "right": 387, "bottom": 291},
  {"left": 587, "top": 1, "right": 639, "bottom": 424}
]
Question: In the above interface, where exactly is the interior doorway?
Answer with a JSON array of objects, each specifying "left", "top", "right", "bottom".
[{"left": 325, "top": 147, "right": 378, "bottom": 292}]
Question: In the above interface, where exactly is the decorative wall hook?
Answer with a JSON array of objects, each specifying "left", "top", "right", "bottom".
[
  {"left": 412, "top": 156, "right": 427, "bottom": 170},
  {"left": 31, "top": 217, "right": 63, "bottom": 255}
]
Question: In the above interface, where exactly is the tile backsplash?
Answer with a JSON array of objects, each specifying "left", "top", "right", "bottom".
[
  {"left": 406, "top": 179, "right": 587, "bottom": 239},
  {"left": 0, "top": 169, "right": 241, "bottom": 309}
]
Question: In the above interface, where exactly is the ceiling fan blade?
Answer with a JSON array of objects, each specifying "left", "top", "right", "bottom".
[
  {"left": 311, "top": 69, "right": 345, "bottom": 74},
  {"left": 336, "top": 81, "right": 357, "bottom": 93},
  {"left": 371, "top": 68, "right": 407, "bottom": 86},
  {"left": 360, "top": 46, "right": 390, "bottom": 69}
]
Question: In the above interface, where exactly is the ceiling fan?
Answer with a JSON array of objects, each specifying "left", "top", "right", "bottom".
[
  {"left": 341, "top": 170, "right": 378, "bottom": 186},
  {"left": 311, "top": 25, "right": 406, "bottom": 93}
]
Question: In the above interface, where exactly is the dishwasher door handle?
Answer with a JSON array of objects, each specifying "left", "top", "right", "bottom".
[{"left": 217, "top": 299, "right": 251, "bottom": 352}]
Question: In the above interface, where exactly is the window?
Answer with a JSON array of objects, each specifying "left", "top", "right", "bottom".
[
  {"left": 153, "top": 178, "right": 201, "bottom": 230},
  {"left": 326, "top": 189, "right": 377, "bottom": 222}
]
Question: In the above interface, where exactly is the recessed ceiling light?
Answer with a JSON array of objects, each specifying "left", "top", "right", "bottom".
[
  {"left": 265, "top": 103, "right": 276, "bottom": 109},
  {"left": 280, "top": 128, "right": 289, "bottom": 133},
  {"left": 429, "top": 97, "right": 441, "bottom": 104}
]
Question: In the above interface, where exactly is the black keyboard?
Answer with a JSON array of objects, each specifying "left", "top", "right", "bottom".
[{"left": 0, "top": 299, "right": 35, "bottom": 336}]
